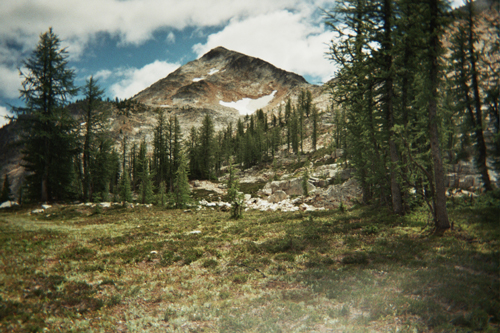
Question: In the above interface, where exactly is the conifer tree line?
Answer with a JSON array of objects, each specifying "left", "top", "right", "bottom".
[
  {"left": 186, "top": 92, "right": 320, "bottom": 181},
  {"left": 325, "top": 0, "right": 498, "bottom": 231},
  {"left": 12, "top": 28, "right": 323, "bottom": 205}
]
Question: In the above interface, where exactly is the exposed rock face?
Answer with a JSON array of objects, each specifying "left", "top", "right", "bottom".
[
  {"left": 134, "top": 46, "right": 309, "bottom": 109},
  {"left": 261, "top": 178, "right": 316, "bottom": 198},
  {"left": 444, "top": 160, "right": 499, "bottom": 191},
  {"left": 323, "top": 178, "right": 362, "bottom": 202},
  {"left": 268, "top": 190, "right": 288, "bottom": 203},
  {"left": 132, "top": 46, "right": 327, "bottom": 132}
]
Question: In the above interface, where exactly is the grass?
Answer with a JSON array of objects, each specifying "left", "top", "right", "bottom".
[{"left": 0, "top": 194, "right": 499, "bottom": 332}]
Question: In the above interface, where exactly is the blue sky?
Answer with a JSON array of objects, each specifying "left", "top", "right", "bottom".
[{"left": 0, "top": 0, "right": 463, "bottom": 127}]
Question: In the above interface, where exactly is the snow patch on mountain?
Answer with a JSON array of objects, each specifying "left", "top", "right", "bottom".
[
  {"left": 219, "top": 90, "right": 277, "bottom": 115},
  {"left": 193, "top": 68, "right": 221, "bottom": 82},
  {"left": 208, "top": 68, "right": 220, "bottom": 75}
]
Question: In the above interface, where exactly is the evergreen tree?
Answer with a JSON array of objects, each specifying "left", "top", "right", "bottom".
[
  {"left": 157, "top": 181, "right": 167, "bottom": 207},
  {"left": 92, "top": 138, "right": 114, "bottom": 201},
  {"left": 423, "top": 0, "right": 450, "bottom": 230},
  {"left": 235, "top": 119, "right": 245, "bottom": 165},
  {"left": 130, "top": 142, "right": 140, "bottom": 191},
  {"left": 325, "top": 0, "right": 453, "bottom": 224},
  {"left": 377, "top": 0, "right": 403, "bottom": 214},
  {"left": 171, "top": 116, "right": 182, "bottom": 187},
  {"left": 448, "top": 0, "right": 493, "bottom": 191},
  {"left": 0, "top": 174, "right": 13, "bottom": 202},
  {"left": 173, "top": 150, "right": 191, "bottom": 208},
  {"left": 312, "top": 105, "right": 319, "bottom": 151},
  {"left": 120, "top": 169, "right": 132, "bottom": 204},
  {"left": 109, "top": 149, "right": 121, "bottom": 200},
  {"left": 291, "top": 108, "right": 300, "bottom": 155},
  {"left": 17, "top": 28, "right": 78, "bottom": 202},
  {"left": 227, "top": 161, "right": 244, "bottom": 219},
  {"left": 188, "top": 126, "right": 200, "bottom": 179},
  {"left": 481, "top": 10, "right": 500, "bottom": 173},
  {"left": 140, "top": 158, "right": 154, "bottom": 204},
  {"left": 222, "top": 123, "right": 234, "bottom": 166},
  {"left": 326, "top": 0, "right": 382, "bottom": 205},
  {"left": 302, "top": 167, "right": 310, "bottom": 197},
  {"left": 285, "top": 98, "right": 292, "bottom": 152},
  {"left": 271, "top": 125, "right": 282, "bottom": 158},
  {"left": 152, "top": 109, "right": 169, "bottom": 189},
  {"left": 81, "top": 76, "right": 107, "bottom": 202},
  {"left": 192, "top": 114, "right": 215, "bottom": 179}
]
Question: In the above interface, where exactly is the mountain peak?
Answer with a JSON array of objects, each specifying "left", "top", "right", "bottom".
[
  {"left": 132, "top": 46, "right": 316, "bottom": 132},
  {"left": 200, "top": 46, "right": 233, "bottom": 60}
]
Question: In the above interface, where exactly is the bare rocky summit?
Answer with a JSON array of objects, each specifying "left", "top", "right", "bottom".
[
  {"left": 132, "top": 46, "right": 328, "bottom": 132},
  {"left": 135, "top": 46, "right": 310, "bottom": 109}
]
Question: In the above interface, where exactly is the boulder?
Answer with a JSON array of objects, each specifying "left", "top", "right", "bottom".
[
  {"left": 324, "top": 178, "right": 362, "bottom": 201},
  {"left": 312, "top": 178, "right": 328, "bottom": 188},
  {"left": 445, "top": 173, "right": 459, "bottom": 188},
  {"left": 262, "top": 178, "right": 316, "bottom": 196},
  {"left": 338, "top": 168, "right": 355, "bottom": 181},
  {"left": 312, "top": 163, "right": 340, "bottom": 179},
  {"left": 332, "top": 149, "right": 344, "bottom": 159},
  {"left": 259, "top": 184, "right": 273, "bottom": 196},
  {"left": 268, "top": 190, "right": 288, "bottom": 203},
  {"left": 245, "top": 197, "right": 299, "bottom": 212},
  {"left": 287, "top": 179, "right": 304, "bottom": 196},
  {"left": 454, "top": 161, "right": 476, "bottom": 175},
  {"left": 0, "top": 201, "right": 18, "bottom": 209},
  {"left": 460, "top": 175, "right": 475, "bottom": 189}
]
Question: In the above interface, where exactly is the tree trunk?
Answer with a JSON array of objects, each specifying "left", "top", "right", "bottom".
[
  {"left": 83, "top": 99, "right": 92, "bottom": 202},
  {"left": 467, "top": 1, "right": 493, "bottom": 191},
  {"left": 428, "top": 0, "right": 450, "bottom": 231},
  {"left": 383, "top": 0, "right": 403, "bottom": 214},
  {"left": 41, "top": 128, "right": 50, "bottom": 202}
]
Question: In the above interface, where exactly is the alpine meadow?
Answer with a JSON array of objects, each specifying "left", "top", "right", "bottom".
[{"left": 0, "top": 0, "right": 499, "bottom": 332}]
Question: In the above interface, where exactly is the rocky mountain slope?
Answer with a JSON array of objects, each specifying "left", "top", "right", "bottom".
[{"left": 132, "top": 46, "right": 329, "bottom": 132}]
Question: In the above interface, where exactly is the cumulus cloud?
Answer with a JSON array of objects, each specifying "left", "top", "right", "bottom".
[
  {"left": 0, "top": 0, "right": 309, "bottom": 51},
  {"left": 0, "top": 105, "right": 13, "bottom": 128},
  {"left": 94, "top": 69, "right": 113, "bottom": 81},
  {"left": 193, "top": 9, "right": 336, "bottom": 83},
  {"left": 0, "top": 66, "right": 22, "bottom": 99},
  {"left": 0, "top": 0, "right": 336, "bottom": 101},
  {"left": 110, "top": 60, "right": 180, "bottom": 99}
]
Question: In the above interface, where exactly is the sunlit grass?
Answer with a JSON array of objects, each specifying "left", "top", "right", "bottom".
[{"left": 0, "top": 195, "right": 499, "bottom": 332}]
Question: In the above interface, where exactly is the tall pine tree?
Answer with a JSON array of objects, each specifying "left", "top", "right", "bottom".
[
  {"left": 17, "top": 28, "right": 78, "bottom": 202},
  {"left": 81, "top": 76, "right": 107, "bottom": 202}
]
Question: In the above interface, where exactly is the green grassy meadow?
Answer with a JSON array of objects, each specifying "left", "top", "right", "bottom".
[{"left": 1, "top": 195, "right": 499, "bottom": 332}]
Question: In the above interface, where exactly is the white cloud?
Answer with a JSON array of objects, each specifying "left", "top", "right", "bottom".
[
  {"left": 0, "top": 66, "right": 22, "bottom": 99},
  {"left": 94, "top": 69, "right": 113, "bottom": 81},
  {"left": 110, "top": 60, "right": 180, "bottom": 99},
  {"left": 0, "top": 0, "right": 337, "bottom": 101},
  {"left": 450, "top": 0, "right": 464, "bottom": 8},
  {"left": 166, "top": 32, "right": 176, "bottom": 44},
  {"left": 0, "top": 0, "right": 309, "bottom": 52},
  {"left": 192, "top": 9, "right": 336, "bottom": 83},
  {"left": 0, "top": 105, "right": 13, "bottom": 128}
]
